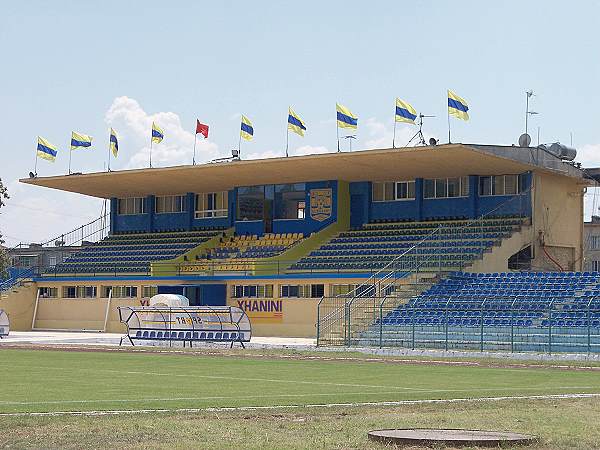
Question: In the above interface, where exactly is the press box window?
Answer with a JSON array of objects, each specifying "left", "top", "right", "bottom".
[
  {"left": 479, "top": 175, "right": 522, "bottom": 196},
  {"left": 155, "top": 195, "right": 185, "bottom": 214},
  {"left": 237, "top": 186, "right": 265, "bottom": 221},
  {"left": 373, "top": 181, "right": 414, "bottom": 201},
  {"left": 195, "top": 191, "right": 228, "bottom": 219},
  {"left": 424, "top": 177, "right": 468, "bottom": 199},
  {"left": 118, "top": 197, "right": 146, "bottom": 215},
  {"left": 274, "top": 183, "right": 306, "bottom": 219}
]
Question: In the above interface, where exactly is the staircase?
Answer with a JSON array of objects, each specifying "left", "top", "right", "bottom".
[{"left": 317, "top": 194, "right": 530, "bottom": 347}]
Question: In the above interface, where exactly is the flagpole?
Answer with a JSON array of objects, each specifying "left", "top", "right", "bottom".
[
  {"left": 150, "top": 137, "right": 153, "bottom": 168},
  {"left": 68, "top": 147, "right": 72, "bottom": 174},
  {"left": 238, "top": 130, "right": 242, "bottom": 158},
  {"left": 193, "top": 133, "right": 197, "bottom": 165},
  {"left": 447, "top": 107, "right": 451, "bottom": 144},
  {"left": 34, "top": 151, "right": 38, "bottom": 175},
  {"left": 393, "top": 120, "right": 397, "bottom": 149},
  {"left": 286, "top": 127, "right": 289, "bottom": 157},
  {"left": 336, "top": 123, "right": 340, "bottom": 152},
  {"left": 107, "top": 131, "right": 111, "bottom": 172}
]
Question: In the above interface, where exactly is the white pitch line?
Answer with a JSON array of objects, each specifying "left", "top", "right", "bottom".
[
  {"left": 1, "top": 393, "right": 599, "bottom": 418},
  {"left": 0, "top": 386, "right": 596, "bottom": 407}
]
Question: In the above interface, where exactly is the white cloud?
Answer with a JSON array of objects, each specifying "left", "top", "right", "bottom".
[
  {"left": 104, "top": 96, "right": 223, "bottom": 168},
  {"left": 362, "top": 117, "right": 423, "bottom": 150},
  {"left": 0, "top": 179, "right": 103, "bottom": 247}
]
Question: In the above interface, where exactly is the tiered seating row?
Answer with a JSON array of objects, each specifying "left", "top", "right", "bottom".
[
  {"left": 49, "top": 229, "right": 224, "bottom": 274},
  {"left": 380, "top": 271, "right": 600, "bottom": 329},
  {"left": 290, "top": 217, "right": 522, "bottom": 273}
]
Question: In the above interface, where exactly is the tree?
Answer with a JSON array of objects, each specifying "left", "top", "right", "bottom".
[{"left": 0, "top": 179, "right": 10, "bottom": 276}]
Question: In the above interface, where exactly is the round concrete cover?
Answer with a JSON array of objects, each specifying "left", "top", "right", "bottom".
[{"left": 368, "top": 429, "right": 537, "bottom": 447}]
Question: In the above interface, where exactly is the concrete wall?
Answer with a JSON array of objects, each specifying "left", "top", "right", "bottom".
[
  {"left": 0, "top": 284, "right": 37, "bottom": 331},
  {"left": 468, "top": 226, "right": 532, "bottom": 273},
  {"left": 531, "top": 172, "right": 585, "bottom": 271}
]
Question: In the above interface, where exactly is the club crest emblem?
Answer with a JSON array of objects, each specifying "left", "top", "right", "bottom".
[{"left": 310, "top": 188, "right": 332, "bottom": 222}]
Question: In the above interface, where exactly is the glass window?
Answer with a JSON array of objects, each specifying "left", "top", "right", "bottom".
[
  {"left": 118, "top": 197, "right": 146, "bottom": 215},
  {"left": 480, "top": 175, "right": 523, "bottom": 196},
  {"left": 395, "top": 181, "right": 415, "bottom": 200},
  {"left": 435, "top": 179, "right": 447, "bottom": 198},
  {"left": 102, "top": 286, "right": 137, "bottom": 298},
  {"left": 63, "top": 286, "right": 96, "bottom": 298},
  {"left": 155, "top": 195, "right": 185, "bottom": 214},
  {"left": 447, "top": 178, "right": 459, "bottom": 197},
  {"left": 424, "top": 179, "right": 435, "bottom": 199},
  {"left": 281, "top": 284, "right": 323, "bottom": 298},
  {"left": 519, "top": 173, "right": 528, "bottom": 193},
  {"left": 461, "top": 176, "right": 470, "bottom": 196},
  {"left": 505, "top": 175, "right": 518, "bottom": 195},
  {"left": 38, "top": 287, "right": 57, "bottom": 298},
  {"left": 142, "top": 286, "right": 158, "bottom": 298},
  {"left": 330, "top": 284, "right": 356, "bottom": 296},
  {"left": 479, "top": 176, "right": 492, "bottom": 196},
  {"left": 231, "top": 284, "right": 273, "bottom": 298},
  {"left": 274, "top": 184, "right": 306, "bottom": 219},
  {"left": 195, "top": 192, "right": 228, "bottom": 219},
  {"left": 492, "top": 176, "right": 505, "bottom": 195},
  {"left": 237, "top": 186, "right": 265, "bottom": 221},
  {"left": 63, "top": 286, "right": 77, "bottom": 298},
  {"left": 311, "top": 284, "right": 325, "bottom": 298},
  {"left": 372, "top": 182, "right": 384, "bottom": 201}
]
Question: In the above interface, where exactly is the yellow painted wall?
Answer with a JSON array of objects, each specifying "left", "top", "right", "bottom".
[
  {"left": 531, "top": 172, "right": 586, "bottom": 271},
  {"left": 0, "top": 283, "right": 37, "bottom": 331}
]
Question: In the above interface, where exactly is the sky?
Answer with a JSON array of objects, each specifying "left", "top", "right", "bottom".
[{"left": 1, "top": 1, "right": 600, "bottom": 246}]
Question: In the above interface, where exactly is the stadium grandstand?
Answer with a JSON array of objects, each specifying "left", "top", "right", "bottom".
[{"left": 1, "top": 142, "right": 596, "bottom": 352}]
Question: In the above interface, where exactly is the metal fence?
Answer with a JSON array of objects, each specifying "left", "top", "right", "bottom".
[{"left": 336, "top": 300, "right": 600, "bottom": 354}]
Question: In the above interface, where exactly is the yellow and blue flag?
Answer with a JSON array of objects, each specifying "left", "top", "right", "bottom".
[
  {"left": 152, "top": 122, "right": 164, "bottom": 144},
  {"left": 37, "top": 136, "right": 58, "bottom": 162},
  {"left": 240, "top": 115, "right": 254, "bottom": 141},
  {"left": 287, "top": 107, "right": 307, "bottom": 137},
  {"left": 448, "top": 90, "right": 469, "bottom": 121},
  {"left": 70, "top": 131, "right": 93, "bottom": 150},
  {"left": 395, "top": 98, "right": 417, "bottom": 124},
  {"left": 336, "top": 103, "right": 358, "bottom": 129},
  {"left": 109, "top": 128, "right": 119, "bottom": 157}
]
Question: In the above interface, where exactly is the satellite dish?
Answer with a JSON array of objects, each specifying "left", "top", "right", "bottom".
[
  {"left": 28, "top": 172, "right": 36, "bottom": 178},
  {"left": 518, "top": 133, "right": 532, "bottom": 147},
  {"left": 428, "top": 138, "right": 438, "bottom": 146}
]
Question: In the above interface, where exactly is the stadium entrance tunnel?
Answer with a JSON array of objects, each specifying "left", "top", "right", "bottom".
[{"left": 157, "top": 284, "right": 226, "bottom": 306}]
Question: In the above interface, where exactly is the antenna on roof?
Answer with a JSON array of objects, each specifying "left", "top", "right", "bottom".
[{"left": 404, "top": 113, "right": 435, "bottom": 148}]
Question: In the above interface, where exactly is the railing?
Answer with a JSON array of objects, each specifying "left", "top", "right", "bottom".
[
  {"left": 317, "top": 193, "right": 531, "bottom": 346},
  {"left": 346, "top": 300, "right": 600, "bottom": 355},
  {"left": 4, "top": 214, "right": 110, "bottom": 290},
  {"left": 11, "top": 214, "right": 110, "bottom": 250}
]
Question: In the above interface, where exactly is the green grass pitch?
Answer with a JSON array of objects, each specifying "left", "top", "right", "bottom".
[
  {"left": 2, "top": 347, "right": 600, "bottom": 449},
  {"left": 1, "top": 348, "right": 600, "bottom": 414}
]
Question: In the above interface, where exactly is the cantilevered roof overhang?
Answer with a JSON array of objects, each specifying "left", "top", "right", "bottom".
[{"left": 20, "top": 143, "right": 587, "bottom": 199}]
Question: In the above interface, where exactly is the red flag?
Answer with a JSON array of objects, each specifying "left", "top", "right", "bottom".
[{"left": 196, "top": 120, "right": 209, "bottom": 139}]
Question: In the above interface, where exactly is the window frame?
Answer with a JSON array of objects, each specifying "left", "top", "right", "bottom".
[
  {"left": 424, "top": 177, "right": 469, "bottom": 199},
  {"left": 195, "top": 191, "right": 228, "bottom": 219},
  {"left": 479, "top": 175, "right": 523, "bottom": 197},
  {"left": 117, "top": 197, "right": 146, "bottom": 215},
  {"left": 155, "top": 195, "right": 185, "bottom": 214},
  {"left": 372, "top": 180, "right": 415, "bottom": 202}
]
